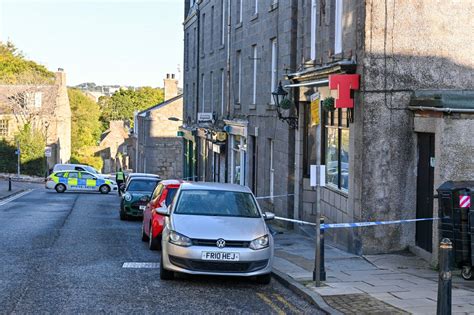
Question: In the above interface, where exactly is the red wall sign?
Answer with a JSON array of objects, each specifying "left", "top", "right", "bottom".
[{"left": 329, "top": 74, "right": 360, "bottom": 108}]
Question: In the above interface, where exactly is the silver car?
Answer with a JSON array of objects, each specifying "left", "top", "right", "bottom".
[{"left": 158, "top": 182, "right": 275, "bottom": 284}]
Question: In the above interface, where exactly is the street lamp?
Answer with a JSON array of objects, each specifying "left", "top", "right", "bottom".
[
  {"left": 168, "top": 117, "right": 183, "bottom": 122},
  {"left": 271, "top": 81, "right": 298, "bottom": 129}
]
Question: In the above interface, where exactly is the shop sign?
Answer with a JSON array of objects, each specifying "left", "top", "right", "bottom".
[
  {"left": 198, "top": 112, "right": 214, "bottom": 123},
  {"left": 329, "top": 74, "right": 360, "bottom": 108},
  {"left": 460, "top": 195, "right": 471, "bottom": 208},
  {"left": 310, "top": 93, "right": 320, "bottom": 126}
]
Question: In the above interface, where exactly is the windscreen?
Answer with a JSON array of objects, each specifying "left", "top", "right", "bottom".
[
  {"left": 174, "top": 190, "right": 260, "bottom": 218},
  {"left": 127, "top": 179, "right": 158, "bottom": 192},
  {"left": 84, "top": 166, "right": 99, "bottom": 174}
]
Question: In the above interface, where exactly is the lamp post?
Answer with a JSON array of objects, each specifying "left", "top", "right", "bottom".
[
  {"left": 44, "top": 121, "right": 50, "bottom": 177},
  {"left": 271, "top": 81, "right": 298, "bottom": 129}
]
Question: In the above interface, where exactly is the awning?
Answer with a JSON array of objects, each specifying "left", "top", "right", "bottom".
[{"left": 284, "top": 79, "right": 329, "bottom": 88}]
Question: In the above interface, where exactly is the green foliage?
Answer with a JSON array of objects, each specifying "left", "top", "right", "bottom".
[
  {"left": 0, "top": 139, "right": 16, "bottom": 173},
  {"left": 99, "top": 87, "right": 164, "bottom": 128},
  {"left": 68, "top": 88, "right": 103, "bottom": 169},
  {"left": 0, "top": 41, "right": 54, "bottom": 84},
  {"left": 322, "top": 97, "right": 335, "bottom": 112},
  {"left": 15, "top": 124, "right": 46, "bottom": 176}
]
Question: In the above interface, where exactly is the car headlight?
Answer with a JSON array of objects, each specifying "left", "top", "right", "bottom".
[
  {"left": 110, "top": 180, "right": 117, "bottom": 185},
  {"left": 250, "top": 235, "right": 269, "bottom": 250},
  {"left": 139, "top": 195, "right": 149, "bottom": 202},
  {"left": 123, "top": 193, "right": 132, "bottom": 201},
  {"left": 168, "top": 231, "right": 192, "bottom": 247}
]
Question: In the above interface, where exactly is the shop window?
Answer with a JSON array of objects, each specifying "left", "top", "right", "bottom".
[{"left": 323, "top": 108, "right": 349, "bottom": 191}]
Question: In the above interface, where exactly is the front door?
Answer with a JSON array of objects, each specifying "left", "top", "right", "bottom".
[{"left": 416, "top": 133, "right": 435, "bottom": 252}]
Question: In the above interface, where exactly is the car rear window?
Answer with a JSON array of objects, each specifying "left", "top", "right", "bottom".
[{"left": 174, "top": 190, "right": 260, "bottom": 218}]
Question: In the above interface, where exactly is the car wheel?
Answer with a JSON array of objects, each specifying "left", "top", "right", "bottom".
[
  {"left": 256, "top": 274, "right": 271, "bottom": 285},
  {"left": 148, "top": 225, "right": 161, "bottom": 250},
  {"left": 462, "top": 266, "right": 473, "bottom": 280},
  {"left": 141, "top": 222, "right": 149, "bottom": 242},
  {"left": 55, "top": 184, "right": 66, "bottom": 193},
  {"left": 99, "top": 185, "right": 110, "bottom": 194},
  {"left": 160, "top": 253, "right": 174, "bottom": 280}
]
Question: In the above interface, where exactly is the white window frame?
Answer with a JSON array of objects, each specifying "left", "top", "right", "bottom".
[
  {"left": 335, "top": 0, "right": 343, "bottom": 54},
  {"left": 238, "top": 0, "right": 243, "bottom": 23},
  {"left": 210, "top": 71, "right": 214, "bottom": 112},
  {"left": 221, "top": 0, "right": 225, "bottom": 45},
  {"left": 252, "top": 45, "right": 257, "bottom": 105},
  {"left": 269, "top": 139, "right": 274, "bottom": 203},
  {"left": 310, "top": 0, "right": 317, "bottom": 60},
  {"left": 254, "top": 0, "right": 258, "bottom": 14},
  {"left": 220, "top": 69, "right": 225, "bottom": 115},
  {"left": 201, "top": 73, "right": 205, "bottom": 113},
  {"left": 270, "top": 38, "right": 278, "bottom": 104},
  {"left": 237, "top": 50, "right": 242, "bottom": 104}
]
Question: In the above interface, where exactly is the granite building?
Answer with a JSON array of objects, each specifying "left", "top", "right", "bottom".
[{"left": 182, "top": 0, "right": 474, "bottom": 262}]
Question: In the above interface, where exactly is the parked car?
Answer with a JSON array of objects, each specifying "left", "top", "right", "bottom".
[
  {"left": 120, "top": 176, "right": 161, "bottom": 220},
  {"left": 158, "top": 182, "right": 275, "bottom": 284},
  {"left": 120, "top": 173, "right": 161, "bottom": 193},
  {"left": 52, "top": 164, "right": 108, "bottom": 179},
  {"left": 45, "top": 170, "right": 117, "bottom": 194},
  {"left": 141, "top": 179, "right": 184, "bottom": 250}
]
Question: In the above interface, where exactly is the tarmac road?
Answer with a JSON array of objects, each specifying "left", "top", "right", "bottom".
[{"left": 0, "top": 188, "right": 322, "bottom": 314}]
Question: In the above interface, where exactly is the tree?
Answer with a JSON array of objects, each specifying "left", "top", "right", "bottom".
[
  {"left": 0, "top": 41, "right": 54, "bottom": 85},
  {"left": 99, "top": 87, "right": 164, "bottom": 128},
  {"left": 15, "top": 124, "right": 46, "bottom": 176},
  {"left": 68, "top": 88, "right": 103, "bottom": 168}
]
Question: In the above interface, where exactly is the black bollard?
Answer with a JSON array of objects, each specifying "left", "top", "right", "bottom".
[
  {"left": 320, "top": 217, "right": 326, "bottom": 281},
  {"left": 8, "top": 177, "right": 11, "bottom": 191},
  {"left": 437, "top": 238, "right": 452, "bottom": 315}
]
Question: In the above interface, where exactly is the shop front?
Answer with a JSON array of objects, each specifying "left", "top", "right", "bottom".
[{"left": 224, "top": 120, "right": 248, "bottom": 186}]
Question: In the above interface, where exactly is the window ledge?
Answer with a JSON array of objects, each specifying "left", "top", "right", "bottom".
[
  {"left": 250, "top": 13, "right": 259, "bottom": 21},
  {"left": 209, "top": 50, "right": 214, "bottom": 55},
  {"left": 235, "top": 22, "right": 243, "bottom": 29},
  {"left": 268, "top": 3, "right": 278, "bottom": 12},
  {"left": 266, "top": 103, "right": 276, "bottom": 111},
  {"left": 323, "top": 185, "right": 349, "bottom": 198},
  {"left": 200, "top": 54, "right": 205, "bottom": 59},
  {"left": 249, "top": 104, "right": 256, "bottom": 110},
  {"left": 218, "top": 44, "right": 225, "bottom": 50},
  {"left": 234, "top": 103, "right": 241, "bottom": 110}
]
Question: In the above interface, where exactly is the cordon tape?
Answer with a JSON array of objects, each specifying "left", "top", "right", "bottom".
[{"left": 274, "top": 216, "right": 441, "bottom": 230}]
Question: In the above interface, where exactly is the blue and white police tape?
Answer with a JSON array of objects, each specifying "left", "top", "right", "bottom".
[
  {"left": 274, "top": 216, "right": 440, "bottom": 229},
  {"left": 255, "top": 194, "right": 295, "bottom": 200}
]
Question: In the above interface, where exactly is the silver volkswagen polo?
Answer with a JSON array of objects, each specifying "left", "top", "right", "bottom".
[{"left": 158, "top": 182, "right": 275, "bottom": 284}]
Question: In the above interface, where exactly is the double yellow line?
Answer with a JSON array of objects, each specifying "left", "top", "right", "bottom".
[{"left": 256, "top": 292, "right": 301, "bottom": 314}]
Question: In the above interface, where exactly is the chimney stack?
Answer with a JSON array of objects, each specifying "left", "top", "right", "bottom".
[{"left": 163, "top": 73, "right": 178, "bottom": 101}]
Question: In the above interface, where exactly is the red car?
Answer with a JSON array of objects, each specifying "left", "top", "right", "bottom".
[{"left": 141, "top": 179, "right": 183, "bottom": 250}]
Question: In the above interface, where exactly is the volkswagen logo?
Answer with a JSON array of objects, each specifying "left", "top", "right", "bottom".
[{"left": 216, "top": 239, "right": 226, "bottom": 248}]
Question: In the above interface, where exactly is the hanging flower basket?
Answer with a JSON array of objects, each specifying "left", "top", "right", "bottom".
[
  {"left": 279, "top": 98, "right": 294, "bottom": 110},
  {"left": 322, "top": 97, "right": 335, "bottom": 112}
]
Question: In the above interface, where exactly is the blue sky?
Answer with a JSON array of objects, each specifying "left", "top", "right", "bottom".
[{"left": 0, "top": 0, "right": 184, "bottom": 87}]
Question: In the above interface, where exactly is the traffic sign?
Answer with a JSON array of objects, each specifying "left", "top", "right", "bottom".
[
  {"left": 460, "top": 195, "right": 471, "bottom": 208},
  {"left": 45, "top": 147, "right": 52, "bottom": 158}
]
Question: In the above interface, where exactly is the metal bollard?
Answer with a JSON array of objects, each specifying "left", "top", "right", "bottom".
[
  {"left": 320, "top": 217, "right": 326, "bottom": 281},
  {"left": 437, "top": 238, "right": 452, "bottom": 315},
  {"left": 8, "top": 177, "right": 11, "bottom": 191},
  {"left": 313, "top": 217, "right": 327, "bottom": 282}
]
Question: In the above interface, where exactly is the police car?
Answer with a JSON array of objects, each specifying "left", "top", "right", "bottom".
[{"left": 45, "top": 170, "right": 118, "bottom": 194}]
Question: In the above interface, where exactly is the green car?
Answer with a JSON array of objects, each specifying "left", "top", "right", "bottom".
[{"left": 120, "top": 176, "right": 161, "bottom": 220}]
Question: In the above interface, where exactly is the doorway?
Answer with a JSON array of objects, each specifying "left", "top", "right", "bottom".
[{"left": 416, "top": 133, "right": 435, "bottom": 253}]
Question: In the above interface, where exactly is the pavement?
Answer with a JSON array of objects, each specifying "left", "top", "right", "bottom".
[
  {"left": 0, "top": 187, "right": 322, "bottom": 314},
  {"left": 0, "top": 177, "right": 44, "bottom": 200},
  {"left": 271, "top": 225, "right": 474, "bottom": 314}
]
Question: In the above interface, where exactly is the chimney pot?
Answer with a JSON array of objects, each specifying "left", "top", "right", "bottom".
[
  {"left": 58, "top": 68, "right": 64, "bottom": 72},
  {"left": 172, "top": 74, "right": 175, "bottom": 79},
  {"left": 166, "top": 73, "right": 170, "bottom": 79}
]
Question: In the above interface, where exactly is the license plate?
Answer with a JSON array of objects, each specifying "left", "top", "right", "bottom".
[
  {"left": 201, "top": 252, "right": 240, "bottom": 261},
  {"left": 139, "top": 205, "right": 146, "bottom": 210}
]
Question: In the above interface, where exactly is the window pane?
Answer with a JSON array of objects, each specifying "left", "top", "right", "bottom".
[
  {"left": 341, "top": 129, "right": 349, "bottom": 191},
  {"left": 326, "top": 127, "right": 339, "bottom": 187}
]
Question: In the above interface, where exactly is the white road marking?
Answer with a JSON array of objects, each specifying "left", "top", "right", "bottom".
[
  {"left": 122, "top": 262, "right": 160, "bottom": 269},
  {"left": 0, "top": 189, "right": 33, "bottom": 207}
]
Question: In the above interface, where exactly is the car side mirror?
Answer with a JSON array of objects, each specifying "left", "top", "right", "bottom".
[
  {"left": 119, "top": 184, "right": 126, "bottom": 191},
  {"left": 156, "top": 206, "right": 169, "bottom": 216},
  {"left": 264, "top": 212, "right": 275, "bottom": 221}
]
